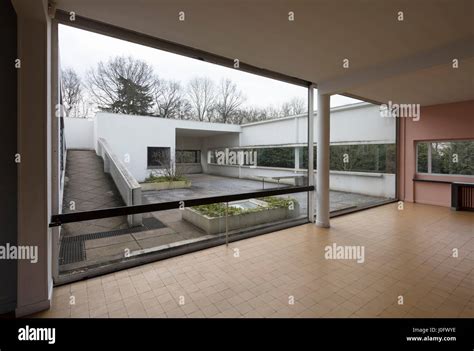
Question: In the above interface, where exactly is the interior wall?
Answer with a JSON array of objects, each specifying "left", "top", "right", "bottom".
[
  {"left": 399, "top": 100, "right": 474, "bottom": 207},
  {"left": 0, "top": 0, "right": 18, "bottom": 314}
]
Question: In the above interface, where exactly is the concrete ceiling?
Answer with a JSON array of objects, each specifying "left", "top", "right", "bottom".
[{"left": 55, "top": 0, "right": 474, "bottom": 106}]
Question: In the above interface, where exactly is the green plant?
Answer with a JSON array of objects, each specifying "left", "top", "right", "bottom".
[
  {"left": 144, "top": 162, "right": 189, "bottom": 183},
  {"left": 144, "top": 174, "right": 188, "bottom": 183},
  {"left": 192, "top": 196, "right": 298, "bottom": 218}
]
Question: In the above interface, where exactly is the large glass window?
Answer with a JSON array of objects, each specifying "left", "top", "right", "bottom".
[
  {"left": 57, "top": 24, "right": 310, "bottom": 282},
  {"left": 417, "top": 140, "right": 474, "bottom": 175},
  {"left": 329, "top": 102, "right": 396, "bottom": 213}
]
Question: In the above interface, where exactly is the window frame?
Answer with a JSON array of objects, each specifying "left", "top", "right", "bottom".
[{"left": 147, "top": 146, "right": 171, "bottom": 169}]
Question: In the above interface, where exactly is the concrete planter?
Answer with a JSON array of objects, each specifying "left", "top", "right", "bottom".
[
  {"left": 182, "top": 200, "right": 300, "bottom": 235},
  {"left": 141, "top": 180, "right": 191, "bottom": 191}
]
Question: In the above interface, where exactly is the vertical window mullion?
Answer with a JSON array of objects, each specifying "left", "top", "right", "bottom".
[{"left": 427, "top": 142, "right": 432, "bottom": 174}]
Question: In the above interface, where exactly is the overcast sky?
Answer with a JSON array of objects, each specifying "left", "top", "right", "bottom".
[{"left": 59, "top": 24, "right": 360, "bottom": 109}]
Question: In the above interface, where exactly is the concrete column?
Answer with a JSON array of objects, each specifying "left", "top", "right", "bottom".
[{"left": 316, "top": 92, "right": 330, "bottom": 227}]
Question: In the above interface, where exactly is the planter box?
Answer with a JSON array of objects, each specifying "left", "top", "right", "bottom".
[
  {"left": 182, "top": 199, "right": 300, "bottom": 235},
  {"left": 141, "top": 180, "right": 191, "bottom": 191}
]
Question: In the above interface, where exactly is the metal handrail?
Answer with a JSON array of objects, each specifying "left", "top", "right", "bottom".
[{"left": 49, "top": 185, "right": 314, "bottom": 227}]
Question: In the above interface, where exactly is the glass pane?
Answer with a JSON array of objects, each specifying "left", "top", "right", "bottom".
[
  {"left": 431, "top": 142, "right": 451, "bottom": 174},
  {"left": 58, "top": 24, "right": 309, "bottom": 281},
  {"left": 329, "top": 144, "right": 395, "bottom": 173},
  {"left": 449, "top": 141, "right": 474, "bottom": 175},
  {"left": 58, "top": 191, "right": 308, "bottom": 279},
  {"left": 431, "top": 141, "right": 474, "bottom": 175},
  {"left": 147, "top": 147, "right": 171, "bottom": 169},
  {"left": 328, "top": 100, "right": 396, "bottom": 214},
  {"left": 298, "top": 146, "right": 316, "bottom": 170},
  {"left": 257, "top": 147, "right": 295, "bottom": 168},
  {"left": 417, "top": 143, "right": 428, "bottom": 173}
]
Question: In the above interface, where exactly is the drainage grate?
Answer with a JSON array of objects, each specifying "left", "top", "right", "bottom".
[
  {"left": 59, "top": 217, "right": 166, "bottom": 265},
  {"left": 59, "top": 239, "right": 85, "bottom": 265}
]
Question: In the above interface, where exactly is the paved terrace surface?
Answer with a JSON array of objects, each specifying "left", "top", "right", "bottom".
[
  {"left": 143, "top": 173, "right": 384, "bottom": 213},
  {"left": 60, "top": 151, "right": 387, "bottom": 276}
]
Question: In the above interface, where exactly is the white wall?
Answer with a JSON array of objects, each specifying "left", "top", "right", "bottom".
[
  {"left": 95, "top": 114, "right": 175, "bottom": 182},
  {"left": 206, "top": 164, "right": 395, "bottom": 198},
  {"left": 176, "top": 136, "right": 202, "bottom": 149},
  {"left": 94, "top": 113, "right": 239, "bottom": 182},
  {"left": 64, "top": 117, "right": 95, "bottom": 150},
  {"left": 329, "top": 172, "right": 395, "bottom": 198},
  {"left": 329, "top": 104, "right": 395, "bottom": 144},
  {"left": 240, "top": 103, "right": 395, "bottom": 146},
  {"left": 240, "top": 116, "right": 306, "bottom": 146},
  {"left": 65, "top": 104, "right": 396, "bottom": 196}
]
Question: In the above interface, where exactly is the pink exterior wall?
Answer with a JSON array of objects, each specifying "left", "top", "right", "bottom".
[{"left": 399, "top": 100, "right": 474, "bottom": 207}]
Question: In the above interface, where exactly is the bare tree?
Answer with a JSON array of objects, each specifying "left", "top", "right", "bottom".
[
  {"left": 61, "top": 68, "right": 83, "bottom": 117},
  {"left": 86, "top": 56, "right": 156, "bottom": 115},
  {"left": 264, "top": 105, "right": 283, "bottom": 119},
  {"left": 215, "top": 78, "right": 246, "bottom": 123},
  {"left": 281, "top": 97, "right": 306, "bottom": 116},
  {"left": 186, "top": 77, "right": 216, "bottom": 122},
  {"left": 153, "top": 79, "right": 191, "bottom": 119},
  {"left": 233, "top": 106, "right": 267, "bottom": 124}
]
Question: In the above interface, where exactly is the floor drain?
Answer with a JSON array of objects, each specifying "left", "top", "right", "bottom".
[
  {"left": 59, "top": 238, "right": 85, "bottom": 265},
  {"left": 59, "top": 216, "right": 166, "bottom": 265}
]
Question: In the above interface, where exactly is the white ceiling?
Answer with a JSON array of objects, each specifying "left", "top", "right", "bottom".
[{"left": 54, "top": 0, "right": 474, "bottom": 106}]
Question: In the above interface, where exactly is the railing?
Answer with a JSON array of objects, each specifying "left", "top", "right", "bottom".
[
  {"left": 96, "top": 138, "right": 142, "bottom": 226},
  {"left": 49, "top": 184, "right": 313, "bottom": 227}
]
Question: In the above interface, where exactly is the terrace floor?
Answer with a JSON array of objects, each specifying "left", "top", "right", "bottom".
[
  {"left": 61, "top": 150, "right": 128, "bottom": 237},
  {"left": 39, "top": 202, "right": 474, "bottom": 318},
  {"left": 142, "top": 173, "right": 384, "bottom": 213},
  {"left": 59, "top": 150, "right": 388, "bottom": 275}
]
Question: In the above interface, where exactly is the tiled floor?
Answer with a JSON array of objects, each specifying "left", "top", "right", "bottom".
[{"left": 43, "top": 202, "right": 474, "bottom": 318}]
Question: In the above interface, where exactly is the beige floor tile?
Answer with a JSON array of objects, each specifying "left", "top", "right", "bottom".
[{"left": 35, "top": 203, "right": 473, "bottom": 319}]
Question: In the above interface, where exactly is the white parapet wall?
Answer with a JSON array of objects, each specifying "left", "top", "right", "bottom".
[
  {"left": 97, "top": 138, "right": 142, "bottom": 226},
  {"left": 64, "top": 117, "right": 95, "bottom": 149},
  {"left": 206, "top": 164, "right": 395, "bottom": 198},
  {"left": 327, "top": 171, "right": 395, "bottom": 198}
]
